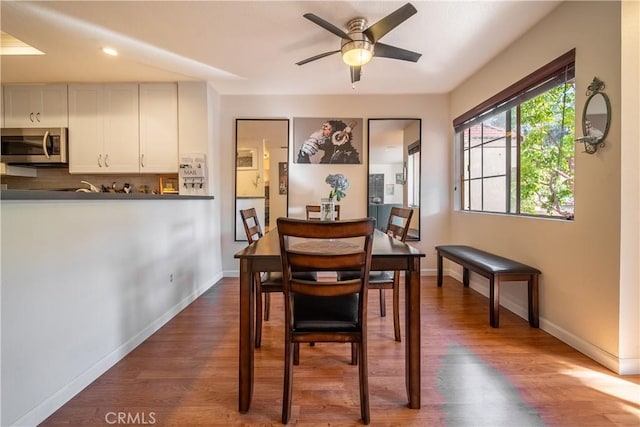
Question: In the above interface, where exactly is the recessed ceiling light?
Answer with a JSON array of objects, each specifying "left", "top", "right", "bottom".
[
  {"left": 102, "top": 47, "right": 118, "bottom": 56},
  {"left": 0, "top": 31, "right": 44, "bottom": 55}
]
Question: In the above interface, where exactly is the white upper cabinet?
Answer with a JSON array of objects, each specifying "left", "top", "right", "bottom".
[
  {"left": 3, "top": 84, "right": 69, "bottom": 128},
  {"left": 68, "top": 84, "right": 140, "bottom": 174},
  {"left": 139, "top": 83, "right": 178, "bottom": 173}
]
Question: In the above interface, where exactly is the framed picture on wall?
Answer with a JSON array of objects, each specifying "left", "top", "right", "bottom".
[
  {"left": 237, "top": 148, "right": 257, "bottom": 170},
  {"left": 279, "top": 162, "right": 288, "bottom": 195},
  {"left": 293, "top": 117, "right": 363, "bottom": 164}
]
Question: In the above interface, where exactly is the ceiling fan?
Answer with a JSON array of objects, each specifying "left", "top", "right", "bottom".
[{"left": 296, "top": 3, "right": 422, "bottom": 84}]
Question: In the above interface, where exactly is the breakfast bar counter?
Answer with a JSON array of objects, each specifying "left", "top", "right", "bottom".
[{"left": 1, "top": 189, "right": 214, "bottom": 201}]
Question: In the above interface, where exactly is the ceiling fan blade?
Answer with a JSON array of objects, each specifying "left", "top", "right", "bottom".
[
  {"left": 350, "top": 66, "right": 361, "bottom": 83},
  {"left": 373, "top": 42, "right": 422, "bottom": 62},
  {"left": 296, "top": 50, "right": 340, "bottom": 66},
  {"left": 303, "top": 13, "right": 352, "bottom": 40},
  {"left": 363, "top": 3, "right": 417, "bottom": 44}
]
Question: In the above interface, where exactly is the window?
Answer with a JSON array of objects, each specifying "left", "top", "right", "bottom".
[{"left": 454, "top": 50, "right": 575, "bottom": 219}]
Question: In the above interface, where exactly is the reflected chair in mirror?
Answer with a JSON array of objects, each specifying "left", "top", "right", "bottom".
[
  {"left": 277, "top": 217, "right": 375, "bottom": 425},
  {"left": 306, "top": 204, "right": 340, "bottom": 220},
  {"left": 340, "top": 207, "right": 413, "bottom": 342},
  {"left": 240, "top": 208, "right": 316, "bottom": 348}
]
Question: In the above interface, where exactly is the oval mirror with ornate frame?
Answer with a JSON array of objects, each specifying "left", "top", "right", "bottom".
[
  {"left": 367, "top": 118, "right": 420, "bottom": 241},
  {"left": 577, "top": 77, "right": 611, "bottom": 154}
]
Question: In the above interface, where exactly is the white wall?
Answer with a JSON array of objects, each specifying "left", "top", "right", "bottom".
[
  {"left": 220, "top": 94, "right": 451, "bottom": 275},
  {"left": 449, "top": 1, "right": 637, "bottom": 374},
  {"left": 1, "top": 199, "right": 221, "bottom": 426}
]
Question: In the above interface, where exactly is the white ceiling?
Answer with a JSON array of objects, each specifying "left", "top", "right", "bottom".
[{"left": 0, "top": 1, "right": 561, "bottom": 95}]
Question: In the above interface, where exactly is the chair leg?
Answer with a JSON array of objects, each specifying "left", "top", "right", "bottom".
[
  {"left": 264, "top": 292, "right": 270, "bottom": 321},
  {"left": 282, "top": 339, "right": 294, "bottom": 424},
  {"left": 392, "top": 279, "right": 401, "bottom": 342},
  {"left": 357, "top": 341, "right": 370, "bottom": 425},
  {"left": 379, "top": 289, "right": 386, "bottom": 317}
]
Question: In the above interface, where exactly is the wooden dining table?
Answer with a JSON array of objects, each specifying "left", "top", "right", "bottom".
[{"left": 234, "top": 227, "right": 425, "bottom": 413}]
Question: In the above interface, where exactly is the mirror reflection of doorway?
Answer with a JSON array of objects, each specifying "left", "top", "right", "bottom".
[{"left": 235, "top": 119, "right": 289, "bottom": 241}]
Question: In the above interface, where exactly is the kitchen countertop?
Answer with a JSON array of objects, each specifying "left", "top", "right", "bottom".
[{"left": 1, "top": 189, "right": 214, "bottom": 201}]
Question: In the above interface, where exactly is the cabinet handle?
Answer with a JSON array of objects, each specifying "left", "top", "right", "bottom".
[
  {"left": 30, "top": 112, "right": 35, "bottom": 122},
  {"left": 98, "top": 154, "right": 103, "bottom": 167},
  {"left": 42, "top": 131, "right": 50, "bottom": 159},
  {"left": 140, "top": 154, "right": 145, "bottom": 168},
  {"left": 105, "top": 154, "right": 109, "bottom": 167},
  {"left": 36, "top": 112, "right": 41, "bottom": 122}
]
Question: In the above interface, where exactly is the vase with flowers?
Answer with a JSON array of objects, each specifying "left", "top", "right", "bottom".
[{"left": 322, "top": 173, "right": 349, "bottom": 220}]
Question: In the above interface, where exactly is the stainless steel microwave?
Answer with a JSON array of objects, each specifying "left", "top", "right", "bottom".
[{"left": 1, "top": 127, "right": 68, "bottom": 165}]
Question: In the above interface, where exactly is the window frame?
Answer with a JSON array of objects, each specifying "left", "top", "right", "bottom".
[{"left": 454, "top": 49, "right": 576, "bottom": 219}]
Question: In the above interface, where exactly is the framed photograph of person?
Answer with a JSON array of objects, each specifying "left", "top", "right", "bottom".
[{"left": 293, "top": 117, "right": 363, "bottom": 164}]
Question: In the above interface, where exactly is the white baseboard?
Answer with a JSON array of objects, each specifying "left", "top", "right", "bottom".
[
  {"left": 444, "top": 268, "right": 639, "bottom": 375},
  {"left": 15, "top": 275, "right": 222, "bottom": 427}
]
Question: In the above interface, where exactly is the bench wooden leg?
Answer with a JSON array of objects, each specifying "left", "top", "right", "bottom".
[
  {"left": 489, "top": 276, "right": 499, "bottom": 328},
  {"left": 437, "top": 253, "right": 443, "bottom": 287},
  {"left": 528, "top": 274, "right": 540, "bottom": 328},
  {"left": 463, "top": 267, "right": 470, "bottom": 287}
]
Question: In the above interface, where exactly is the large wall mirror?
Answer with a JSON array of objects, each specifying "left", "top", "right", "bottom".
[
  {"left": 235, "top": 119, "right": 289, "bottom": 241},
  {"left": 368, "top": 119, "right": 421, "bottom": 241}
]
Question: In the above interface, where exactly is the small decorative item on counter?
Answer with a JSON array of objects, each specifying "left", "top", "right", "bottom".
[{"left": 159, "top": 176, "right": 179, "bottom": 195}]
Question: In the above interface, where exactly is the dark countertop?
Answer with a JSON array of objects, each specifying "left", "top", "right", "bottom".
[{"left": 1, "top": 190, "right": 214, "bottom": 201}]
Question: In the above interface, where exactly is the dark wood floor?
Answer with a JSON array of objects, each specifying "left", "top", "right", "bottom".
[{"left": 41, "top": 276, "right": 640, "bottom": 426}]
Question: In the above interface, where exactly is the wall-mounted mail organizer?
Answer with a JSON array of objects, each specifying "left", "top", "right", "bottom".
[{"left": 179, "top": 153, "right": 207, "bottom": 195}]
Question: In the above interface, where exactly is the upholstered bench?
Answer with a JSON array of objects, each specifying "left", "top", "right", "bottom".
[{"left": 435, "top": 245, "right": 541, "bottom": 328}]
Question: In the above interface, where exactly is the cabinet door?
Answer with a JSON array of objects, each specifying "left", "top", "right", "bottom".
[
  {"left": 38, "top": 85, "right": 69, "bottom": 127},
  {"left": 68, "top": 84, "right": 104, "bottom": 174},
  {"left": 139, "top": 83, "right": 178, "bottom": 173},
  {"left": 102, "top": 84, "right": 140, "bottom": 173},
  {"left": 3, "top": 84, "right": 68, "bottom": 127}
]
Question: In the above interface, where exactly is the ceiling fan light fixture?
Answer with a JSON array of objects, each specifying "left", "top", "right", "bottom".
[
  {"left": 102, "top": 47, "right": 118, "bottom": 56},
  {"left": 341, "top": 40, "right": 373, "bottom": 67}
]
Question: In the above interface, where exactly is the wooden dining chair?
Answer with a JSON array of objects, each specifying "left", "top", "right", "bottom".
[
  {"left": 277, "top": 217, "right": 375, "bottom": 425},
  {"left": 239, "top": 208, "right": 281, "bottom": 348},
  {"left": 305, "top": 204, "right": 340, "bottom": 220},
  {"left": 340, "top": 207, "right": 413, "bottom": 342},
  {"left": 239, "top": 208, "right": 316, "bottom": 348}
]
